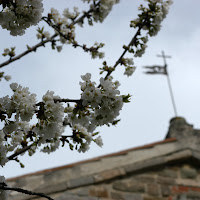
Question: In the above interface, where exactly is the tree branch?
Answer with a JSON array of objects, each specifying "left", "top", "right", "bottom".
[
  {"left": 104, "top": 25, "right": 143, "bottom": 80},
  {"left": 0, "top": 34, "right": 57, "bottom": 69},
  {"left": 0, "top": 184, "right": 54, "bottom": 200},
  {"left": 7, "top": 142, "right": 37, "bottom": 161},
  {"left": 0, "top": 1, "right": 100, "bottom": 69}
]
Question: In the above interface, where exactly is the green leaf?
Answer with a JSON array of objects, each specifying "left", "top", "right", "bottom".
[{"left": 122, "top": 94, "right": 131, "bottom": 103}]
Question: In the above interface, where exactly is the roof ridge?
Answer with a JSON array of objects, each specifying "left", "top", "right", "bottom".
[{"left": 7, "top": 137, "right": 176, "bottom": 181}]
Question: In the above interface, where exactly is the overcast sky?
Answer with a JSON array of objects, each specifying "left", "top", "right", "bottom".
[{"left": 1, "top": 0, "right": 200, "bottom": 178}]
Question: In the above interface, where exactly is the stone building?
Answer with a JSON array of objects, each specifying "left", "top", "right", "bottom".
[{"left": 7, "top": 117, "right": 200, "bottom": 200}]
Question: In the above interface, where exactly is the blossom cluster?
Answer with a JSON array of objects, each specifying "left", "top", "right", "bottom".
[
  {"left": 0, "top": 83, "right": 37, "bottom": 165},
  {"left": 122, "top": 58, "right": 136, "bottom": 76},
  {"left": 64, "top": 73, "right": 123, "bottom": 152},
  {"left": 0, "top": 72, "right": 11, "bottom": 82},
  {"left": 49, "top": 8, "right": 76, "bottom": 44},
  {"left": 82, "top": 0, "right": 120, "bottom": 24},
  {"left": 122, "top": 0, "right": 173, "bottom": 60},
  {"left": 0, "top": 0, "right": 44, "bottom": 36},
  {"left": 34, "top": 91, "right": 65, "bottom": 153},
  {"left": 80, "top": 73, "right": 123, "bottom": 126},
  {"left": 0, "top": 73, "right": 125, "bottom": 165},
  {"left": 131, "top": 0, "right": 173, "bottom": 37}
]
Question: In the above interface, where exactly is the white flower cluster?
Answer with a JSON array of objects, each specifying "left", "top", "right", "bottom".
[
  {"left": 146, "top": 0, "right": 173, "bottom": 36},
  {"left": 90, "top": 42, "right": 105, "bottom": 59},
  {"left": 65, "top": 74, "right": 123, "bottom": 131},
  {"left": 63, "top": 7, "right": 80, "bottom": 20},
  {"left": 130, "top": 0, "right": 173, "bottom": 37},
  {"left": 89, "top": 0, "right": 120, "bottom": 23},
  {"left": 0, "top": 83, "right": 36, "bottom": 165},
  {"left": 73, "top": 123, "right": 93, "bottom": 153},
  {"left": 50, "top": 8, "right": 75, "bottom": 44},
  {"left": 0, "top": 73, "right": 124, "bottom": 164},
  {"left": 134, "top": 36, "right": 148, "bottom": 57},
  {"left": 0, "top": 176, "right": 7, "bottom": 200},
  {"left": 63, "top": 73, "right": 123, "bottom": 152},
  {"left": 9, "top": 83, "right": 37, "bottom": 121},
  {"left": 34, "top": 91, "right": 64, "bottom": 153},
  {"left": 149, "top": 0, "right": 173, "bottom": 36},
  {"left": 123, "top": 58, "right": 136, "bottom": 77},
  {"left": 0, "top": 0, "right": 44, "bottom": 36},
  {"left": 80, "top": 73, "right": 123, "bottom": 126},
  {"left": 36, "top": 31, "right": 50, "bottom": 40}
]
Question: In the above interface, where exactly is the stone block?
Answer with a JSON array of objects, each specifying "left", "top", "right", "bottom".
[
  {"left": 124, "top": 157, "right": 165, "bottom": 174},
  {"left": 161, "top": 184, "right": 171, "bottom": 197},
  {"left": 89, "top": 186, "right": 108, "bottom": 198},
  {"left": 112, "top": 180, "right": 145, "bottom": 193},
  {"left": 69, "top": 187, "right": 90, "bottom": 196},
  {"left": 186, "top": 190, "right": 200, "bottom": 198},
  {"left": 43, "top": 169, "right": 68, "bottom": 185},
  {"left": 111, "top": 192, "right": 142, "bottom": 200},
  {"left": 93, "top": 168, "right": 126, "bottom": 183},
  {"left": 176, "top": 178, "right": 200, "bottom": 187},
  {"left": 68, "top": 175, "right": 94, "bottom": 188},
  {"left": 35, "top": 181, "right": 68, "bottom": 194},
  {"left": 134, "top": 174, "right": 156, "bottom": 183},
  {"left": 143, "top": 197, "right": 165, "bottom": 200},
  {"left": 158, "top": 168, "right": 178, "bottom": 178},
  {"left": 146, "top": 183, "right": 160, "bottom": 196},
  {"left": 56, "top": 192, "right": 98, "bottom": 200},
  {"left": 157, "top": 176, "right": 176, "bottom": 185},
  {"left": 180, "top": 166, "right": 197, "bottom": 179}
]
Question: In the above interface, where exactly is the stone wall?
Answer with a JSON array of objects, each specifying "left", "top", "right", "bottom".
[
  {"left": 32, "top": 162, "right": 200, "bottom": 200},
  {"left": 7, "top": 118, "right": 200, "bottom": 200}
]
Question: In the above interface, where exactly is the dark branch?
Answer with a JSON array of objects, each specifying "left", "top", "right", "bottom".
[
  {"left": 7, "top": 142, "right": 36, "bottom": 161},
  {"left": 0, "top": 184, "right": 54, "bottom": 200},
  {"left": 54, "top": 98, "right": 82, "bottom": 104}
]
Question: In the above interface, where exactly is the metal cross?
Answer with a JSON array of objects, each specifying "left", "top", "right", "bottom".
[{"left": 157, "top": 51, "right": 171, "bottom": 67}]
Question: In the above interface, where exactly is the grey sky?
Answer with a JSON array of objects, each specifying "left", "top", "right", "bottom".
[{"left": 1, "top": 0, "right": 200, "bottom": 178}]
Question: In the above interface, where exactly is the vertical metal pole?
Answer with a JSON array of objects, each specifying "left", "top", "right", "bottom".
[
  {"left": 165, "top": 66, "right": 178, "bottom": 117},
  {"left": 161, "top": 51, "right": 178, "bottom": 117}
]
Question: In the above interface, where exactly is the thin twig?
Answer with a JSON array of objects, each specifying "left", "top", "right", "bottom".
[
  {"left": 7, "top": 142, "right": 36, "bottom": 161},
  {"left": 0, "top": 185, "right": 54, "bottom": 200},
  {"left": 42, "top": 17, "right": 99, "bottom": 54},
  {"left": 0, "top": 34, "right": 57, "bottom": 69},
  {"left": 54, "top": 98, "right": 82, "bottom": 104}
]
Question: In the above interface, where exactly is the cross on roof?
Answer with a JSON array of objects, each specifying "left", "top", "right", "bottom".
[
  {"left": 143, "top": 51, "right": 177, "bottom": 117},
  {"left": 157, "top": 51, "right": 171, "bottom": 66}
]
